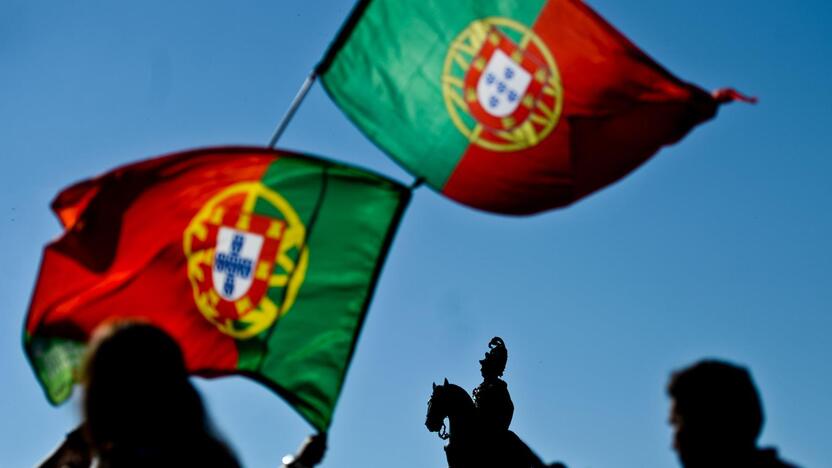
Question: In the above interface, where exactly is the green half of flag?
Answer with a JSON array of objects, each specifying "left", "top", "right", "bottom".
[{"left": 320, "top": 0, "right": 546, "bottom": 190}]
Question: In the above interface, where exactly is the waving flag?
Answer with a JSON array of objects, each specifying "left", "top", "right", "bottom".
[
  {"left": 320, "top": 0, "right": 752, "bottom": 214},
  {"left": 24, "top": 147, "right": 409, "bottom": 431}
]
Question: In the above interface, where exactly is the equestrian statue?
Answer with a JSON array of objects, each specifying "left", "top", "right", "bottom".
[{"left": 425, "top": 337, "right": 567, "bottom": 468}]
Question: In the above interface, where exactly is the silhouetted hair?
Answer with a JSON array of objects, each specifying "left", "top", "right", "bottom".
[
  {"left": 82, "top": 321, "right": 238, "bottom": 467},
  {"left": 667, "top": 359, "right": 764, "bottom": 447}
]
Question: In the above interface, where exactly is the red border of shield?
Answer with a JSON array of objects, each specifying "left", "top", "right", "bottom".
[{"left": 190, "top": 193, "right": 285, "bottom": 322}]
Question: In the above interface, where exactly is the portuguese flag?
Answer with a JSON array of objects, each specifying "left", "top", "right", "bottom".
[
  {"left": 320, "top": 0, "right": 753, "bottom": 215},
  {"left": 24, "top": 147, "right": 409, "bottom": 432}
]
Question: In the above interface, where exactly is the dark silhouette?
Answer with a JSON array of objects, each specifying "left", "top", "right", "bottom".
[
  {"left": 473, "top": 337, "right": 514, "bottom": 435},
  {"left": 40, "top": 321, "right": 240, "bottom": 468},
  {"left": 667, "top": 359, "right": 799, "bottom": 468},
  {"left": 425, "top": 337, "right": 567, "bottom": 468},
  {"left": 39, "top": 425, "right": 92, "bottom": 468}
]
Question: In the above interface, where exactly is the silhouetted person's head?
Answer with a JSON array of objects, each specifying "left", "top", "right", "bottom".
[
  {"left": 479, "top": 337, "right": 507, "bottom": 380},
  {"left": 82, "top": 320, "right": 238, "bottom": 467},
  {"left": 667, "top": 359, "right": 764, "bottom": 467}
]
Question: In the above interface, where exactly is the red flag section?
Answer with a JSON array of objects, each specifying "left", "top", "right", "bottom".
[{"left": 442, "top": 0, "right": 752, "bottom": 213}]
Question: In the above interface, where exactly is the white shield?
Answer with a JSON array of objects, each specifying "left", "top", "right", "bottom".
[
  {"left": 212, "top": 226, "right": 264, "bottom": 301},
  {"left": 476, "top": 49, "right": 532, "bottom": 118}
]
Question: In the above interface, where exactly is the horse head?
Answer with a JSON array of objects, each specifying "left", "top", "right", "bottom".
[
  {"left": 425, "top": 378, "right": 449, "bottom": 436},
  {"left": 426, "top": 378, "right": 475, "bottom": 439}
]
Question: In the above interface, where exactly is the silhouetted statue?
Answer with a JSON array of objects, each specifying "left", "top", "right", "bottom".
[
  {"left": 40, "top": 321, "right": 240, "bottom": 468},
  {"left": 426, "top": 337, "right": 567, "bottom": 468},
  {"left": 667, "top": 359, "right": 800, "bottom": 468}
]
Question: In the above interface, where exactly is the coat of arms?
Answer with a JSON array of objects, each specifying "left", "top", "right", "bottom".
[
  {"left": 442, "top": 18, "right": 563, "bottom": 152},
  {"left": 183, "top": 182, "right": 308, "bottom": 339}
]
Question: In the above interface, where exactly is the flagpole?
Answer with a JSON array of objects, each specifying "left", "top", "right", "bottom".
[
  {"left": 268, "top": 0, "right": 372, "bottom": 149},
  {"left": 268, "top": 70, "right": 318, "bottom": 149}
]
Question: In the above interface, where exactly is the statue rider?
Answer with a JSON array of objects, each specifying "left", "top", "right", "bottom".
[{"left": 473, "top": 337, "right": 514, "bottom": 435}]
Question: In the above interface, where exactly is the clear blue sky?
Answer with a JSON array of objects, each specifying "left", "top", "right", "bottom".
[{"left": 1, "top": 1, "right": 830, "bottom": 467}]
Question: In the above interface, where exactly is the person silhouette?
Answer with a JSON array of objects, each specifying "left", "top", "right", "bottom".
[
  {"left": 40, "top": 321, "right": 240, "bottom": 468},
  {"left": 667, "top": 359, "right": 799, "bottom": 468}
]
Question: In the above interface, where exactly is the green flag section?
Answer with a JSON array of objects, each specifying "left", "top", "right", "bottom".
[
  {"left": 320, "top": 0, "right": 753, "bottom": 215},
  {"left": 24, "top": 147, "right": 410, "bottom": 432}
]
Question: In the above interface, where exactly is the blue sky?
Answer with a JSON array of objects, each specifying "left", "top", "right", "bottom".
[{"left": 1, "top": 1, "right": 830, "bottom": 467}]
